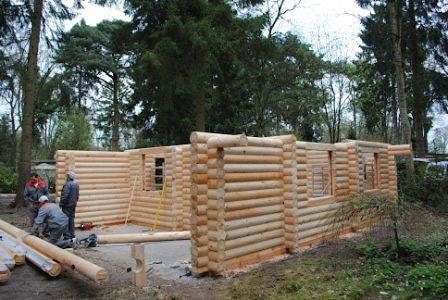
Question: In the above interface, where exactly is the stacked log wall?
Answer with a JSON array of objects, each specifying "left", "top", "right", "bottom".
[
  {"left": 126, "top": 147, "right": 181, "bottom": 231},
  {"left": 54, "top": 150, "right": 131, "bottom": 226}
]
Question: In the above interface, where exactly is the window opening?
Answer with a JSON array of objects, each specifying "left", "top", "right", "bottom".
[
  {"left": 154, "top": 157, "right": 165, "bottom": 191},
  {"left": 363, "top": 153, "right": 378, "bottom": 190},
  {"left": 310, "top": 151, "right": 333, "bottom": 198}
]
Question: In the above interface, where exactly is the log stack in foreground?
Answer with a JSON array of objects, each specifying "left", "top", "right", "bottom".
[{"left": 0, "top": 219, "right": 108, "bottom": 283}]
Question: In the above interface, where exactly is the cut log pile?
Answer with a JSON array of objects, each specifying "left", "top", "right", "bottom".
[
  {"left": 54, "top": 131, "right": 410, "bottom": 276},
  {"left": 0, "top": 218, "right": 108, "bottom": 283}
]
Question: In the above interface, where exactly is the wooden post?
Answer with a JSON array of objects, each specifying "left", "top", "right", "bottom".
[{"left": 131, "top": 243, "right": 146, "bottom": 287}]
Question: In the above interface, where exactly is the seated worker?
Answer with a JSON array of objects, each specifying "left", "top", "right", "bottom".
[{"left": 32, "top": 196, "right": 76, "bottom": 249}]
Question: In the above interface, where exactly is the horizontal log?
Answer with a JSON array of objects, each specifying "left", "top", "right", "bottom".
[
  {"left": 0, "top": 219, "right": 107, "bottom": 283},
  {"left": 224, "top": 164, "right": 282, "bottom": 173},
  {"left": 0, "top": 240, "right": 25, "bottom": 265},
  {"left": 130, "top": 216, "right": 175, "bottom": 229},
  {"left": 57, "top": 173, "right": 129, "bottom": 180},
  {"left": 0, "top": 229, "right": 61, "bottom": 276},
  {"left": 224, "top": 154, "right": 282, "bottom": 164},
  {"left": 190, "top": 131, "right": 235, "bottom": 143},
  {"left": 76, "top": 209, "right": 128, "bottom": 219},
  {"left": 246, "top": 136, "right": 283, "bottom": 147},
  {"left": 96, "top": 231, "right": 190, "bottom": 244},
  {"left": 225, "top": 237, "right": 284, "bottom": 260},
  {"left": 225, "top": 188, "right": 283, "bottom": 201},
  {"left": 76, "top": 203, "right": 128, "bottom": 213},
  {"left": 207, "top": 134, "right": 248, "bottom": 148},
  {"left": 224, "top": 180, "right": 282, "bottom": 192},
  {"left": 225, "top": 204, "right": 283, "bottom": 221},
  {"left": 224, "top": 172, "right": 283, "bottom": 182},
  {"left": 223, "top": 245, "right": 285, "bottom": 274},
  {"left": 224, "top": 147, "right": 283, "bottom": 156},
  {"left": 225, "top": 212, "right": 284, "bottom": 230},
  {"left": 56, "top": 150, "right": 128, "bottom": 157},
  {"left": 211, "top": 229, "right": 284, "bottom": 253},
  {"left": 76, "top": 197, "right": 129, "bottom": 207}
]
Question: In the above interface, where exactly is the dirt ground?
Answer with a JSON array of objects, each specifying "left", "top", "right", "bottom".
[
  {"left": 2, "top": 194, "right": 444, "bottom": 299},
  {"left": 0, "top": 195, "right": 222, "bottom": 299}
]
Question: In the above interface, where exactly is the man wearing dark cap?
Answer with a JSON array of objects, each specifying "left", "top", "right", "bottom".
[{"left": 59, "top": 170, "right": 79, "bottom": 239}]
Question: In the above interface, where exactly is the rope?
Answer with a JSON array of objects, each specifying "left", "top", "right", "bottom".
[{"left": 125, "top": 176, "right": 139, "bottom": 225}]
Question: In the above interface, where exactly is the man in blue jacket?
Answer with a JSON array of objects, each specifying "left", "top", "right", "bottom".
[
  {"left": 60, "top": 171, "right": 79, "bottom": 239},
  {"left": 32, "top": 196, "right": 75, "bottom": 249}
]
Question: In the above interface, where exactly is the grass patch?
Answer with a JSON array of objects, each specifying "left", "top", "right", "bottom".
[{"left": 221, "top": 234, "right": 448, "bottom": 299}]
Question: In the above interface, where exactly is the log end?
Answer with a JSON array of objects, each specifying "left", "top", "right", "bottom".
[{"left": 95, "top": 269, "right": 109, "bottom": 283}]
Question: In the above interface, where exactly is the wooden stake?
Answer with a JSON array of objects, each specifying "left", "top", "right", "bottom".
[{"left": 131, "top": 244, "right": 146, "bottom": 287}]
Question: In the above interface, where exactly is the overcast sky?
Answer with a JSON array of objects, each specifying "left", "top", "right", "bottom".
[
  {"left": 66, "top": 0, "right": 368, "bottom": 59},
  {"left": 64, "top": 0, "right": 448, "bottom": 145}
]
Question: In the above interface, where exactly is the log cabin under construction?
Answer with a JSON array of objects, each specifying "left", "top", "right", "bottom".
[{"left": 54, "top": 131, "right": 411, "bottom": 275}]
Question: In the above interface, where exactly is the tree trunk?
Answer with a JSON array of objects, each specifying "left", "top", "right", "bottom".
[
  {"left": 14, "top": 0, "right": 43, "bottom": 207},
  {"left": 388, "top": 0, "right": 414, "bottom": 176},
  {"left": 408, "top": 0, "right": 426, "bottom": 157},
  {"left": 111, "top": 73, "right": 120, "bottom": 151},
  {"left": 391, "top": 82, "right": 399, "bottom": 144}
]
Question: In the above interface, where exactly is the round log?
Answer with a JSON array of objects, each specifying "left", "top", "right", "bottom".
[
  {"left": 225, "top": 237, "right": 284, "bottom": 260},
  {"left": 225, "top": 212, "right": 284, "bottom": 230},
  {"left": 0, "top": 230, "right": 61, "bottom": 276},
  {"left": 0, "top": 263, "right": 10, "bottom": 283},
  {"left": 224, "top": 164, "right": 282, "bottom": 173},
  {"left": 0, "top": 219, "right": 107, "bottom": 283},
  {"left": 224, "top": 146, "right": 283, "bottom": 156},
  {"left": 225, "top": 188, "right": 283, "bottom": 201},
  {"left": 0, "top": 241, "right": 25, "bottom": 265},
  {"left": 96, "top": 231, "right": 190, "bottom": 244},
  {"left": 224, "top": 180, "right": 282, "bottom": 192}
]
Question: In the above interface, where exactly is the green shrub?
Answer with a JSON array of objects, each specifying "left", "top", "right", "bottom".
[
  {"left": 0, "top": 165, "right": 17, "bottom": 193},
  {"left": 351, "top": 242, "right": 384, "bottom": 259},
  {"left": 397, "top": 159, "right": 448, "bottom": 209},
  {"left": 407, "top": 265, "right": 448, "bottom": 297}
]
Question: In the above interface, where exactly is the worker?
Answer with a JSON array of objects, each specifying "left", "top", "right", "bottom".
[
  {"left": 32, "top": 196, "right": 75, "bottom": 249},
  {"left": 59, "top": 170, "right": 79, "bottom": 239},
  {"left": 24, "top": 172, "right": 49, "bottom": 226}
]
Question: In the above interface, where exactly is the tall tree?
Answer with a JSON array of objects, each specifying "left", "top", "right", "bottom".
[
  {"left": 56, "top": 19, "right": 133, "bottom": 150},
  {"left": 15, "top": 0, "right": 44, "bottom": 207},
  {"left": 13, "top": 0, "right": 114, "bottom": 207}
]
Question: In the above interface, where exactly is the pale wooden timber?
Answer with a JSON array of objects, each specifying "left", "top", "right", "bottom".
[
  {"left": 0, "top": 262, "right": 10, "bottom": 282},
  {"left": 0, "top": 219, "right": 108, "bottom": 283},
  {"left": 0, "top": 246, "right": 15, "bottom": 269},
  {"left": 0, "top": 229, "right": 61, "bottom": 276},
  {"left": 96, "top": 231, "right": 191, "bottom": 244},
  {"left": 131, "top": 244, "right": 146, "bottom": 287},
  {"left": 0, "top": 241, "right": 25, "bottom": 265}
]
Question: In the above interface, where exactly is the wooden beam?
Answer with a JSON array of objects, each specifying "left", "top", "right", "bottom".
[
  {"left": 0, "top": 219, "right": 107, "bottom": 283},
  {"left": 131, "top": 244, "right": 146, "bottom": 287},
  {"left": 96, "top": 231, "right": 191, "bottom": 244},
  {"left": 1, "top": 229, "right": 61, "bottom": 276}
]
